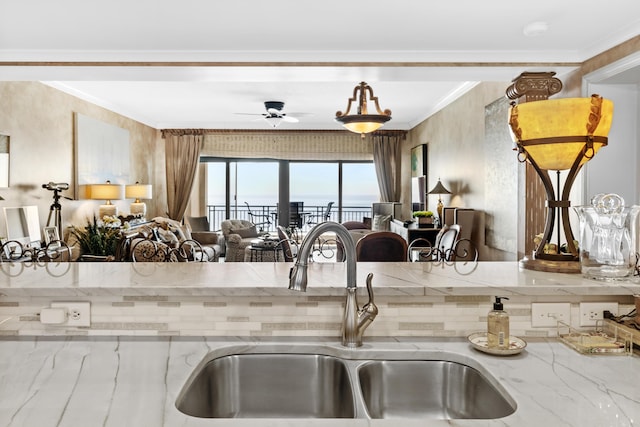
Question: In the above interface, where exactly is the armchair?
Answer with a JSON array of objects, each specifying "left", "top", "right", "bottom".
[
  {"left": 186, "top": 215, "right": 224, "bottom": 257},
  {"left": 221, "top": 219, "right": 260, "bottom": 262}
]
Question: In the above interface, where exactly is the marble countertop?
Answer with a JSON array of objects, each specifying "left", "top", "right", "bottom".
[
  {"left": 0, "top": 336, "right": 639, "bottom": 426},
  {"left": 1, "top": 261, "right": 640, "bottom": 297}
]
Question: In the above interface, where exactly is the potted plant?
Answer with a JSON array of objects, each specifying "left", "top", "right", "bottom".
[
  {"left": 412, "top": 210, "right": 434, "bottom": 227},
  {"left": 70, "top": 216, "right": 123, "bottom": 261}
]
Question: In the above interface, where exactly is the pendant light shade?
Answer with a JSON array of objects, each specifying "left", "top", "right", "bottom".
[{"left": 335, "top": 82, "right": 391, "bottom": 137}]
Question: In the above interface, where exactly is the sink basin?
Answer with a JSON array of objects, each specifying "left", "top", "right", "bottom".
[
  {"left": 358, "top": 360, "right": 516, "bottom": 419},
  {"left": 176, "top": 347, "right": 517, "bottom": 420},
  {"left": 175, "top": 353, "right": 355, "bottom": 418}
]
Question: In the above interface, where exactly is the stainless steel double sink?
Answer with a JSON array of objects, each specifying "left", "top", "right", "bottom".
[{"left": 176, "top": 346, "right": 516, "bottom": 420}]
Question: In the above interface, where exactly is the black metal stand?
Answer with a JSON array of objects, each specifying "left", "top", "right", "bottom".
[{"left": 46, "top": 189, "right": 63, "bottom": 240}]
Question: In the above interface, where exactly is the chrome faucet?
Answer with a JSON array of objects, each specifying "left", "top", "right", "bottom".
[{"left": 288, "top": 221, "right": 378, "bottom": 348}]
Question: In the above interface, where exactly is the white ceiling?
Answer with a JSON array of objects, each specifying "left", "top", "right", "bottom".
[{"left": 1, "top": 0, "right": 639, "bottom": 130}]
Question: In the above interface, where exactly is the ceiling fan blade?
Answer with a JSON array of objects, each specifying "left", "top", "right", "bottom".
[
  {"left": 285, "top": 112, "right": 314, "bottom": 118},
  {"left": 266, "top": 108, "right": 281, "bottom": 115},
  {"left": 234, "top": 112, "right": 266, "bottom": 116},
  {"left": 281, "top": 115, "right": 299, "bottom": 123}
]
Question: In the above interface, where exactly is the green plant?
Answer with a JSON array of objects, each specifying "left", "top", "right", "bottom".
[
  {"left": 70, "top": 216, "right": 121, "bottom": 256},
  {"left": 412, "top": 210, "right": 434, "bottom": 218}
]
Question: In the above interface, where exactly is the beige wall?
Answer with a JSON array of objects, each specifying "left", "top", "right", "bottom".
[
  {"left": 405, "top": 82, "right": 514, "bottom": 261},
  {"left": 400, "top": 37, "right": 640, "bottom": 262},
  {"left": 0, "top": 81, "right": 165, "bottom": 237}
]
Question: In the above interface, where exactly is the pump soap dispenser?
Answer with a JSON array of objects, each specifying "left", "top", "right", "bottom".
[{"left": 487, "top": 296, "right": 509, "bottom": 349}]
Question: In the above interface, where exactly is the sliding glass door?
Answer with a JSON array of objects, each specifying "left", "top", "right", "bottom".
[{"left": 204, "top": 159, "right": 378, "bottom": 230}]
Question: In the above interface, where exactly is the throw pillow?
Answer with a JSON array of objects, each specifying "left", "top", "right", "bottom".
[
  {"left": 156, "top": 227, "right": 179, "bottom": 246},
  {"left": 231, "top": 225, "right": 258, "bottom": 238},
  {"left": 371, "top": 214, "right": 391, "bottom": 231}
]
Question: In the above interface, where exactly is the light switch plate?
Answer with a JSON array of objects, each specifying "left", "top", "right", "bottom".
[{"left": 531, "top": 303, "right": 571, "bottom": 327}]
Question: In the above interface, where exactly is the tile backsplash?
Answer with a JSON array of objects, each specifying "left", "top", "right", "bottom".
[{"left": 0, "top": 294, "right": 633, "bottom": 338}]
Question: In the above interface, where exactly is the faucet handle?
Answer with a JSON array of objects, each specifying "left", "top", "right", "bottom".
[{"left": 360, "top": 273, "right": 378, "bottom": 316}]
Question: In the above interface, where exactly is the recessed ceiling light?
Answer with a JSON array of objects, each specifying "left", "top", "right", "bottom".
[{"left": 523, "top": 21, "right": 549, "bottom": 37}]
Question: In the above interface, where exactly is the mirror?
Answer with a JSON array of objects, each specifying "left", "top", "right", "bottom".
[
  {"left": 0, "top": 133, "right": 8, "bottom": 187},
  {"left": 3, "top": 206, "right": 41, "bottom": 248},
  {"left": 412, "top": 176, "right": 426, "bottom": 211}
]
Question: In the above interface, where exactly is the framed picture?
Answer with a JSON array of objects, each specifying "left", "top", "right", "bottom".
[
  {"left": 43, "top": 226, "right": 60, "bottom": 245},
  {"left": 74, "top": 113, "right": 130, "bottom": 199},
  {"left": 0, "top": 238, "right": 8, "bottom": 259},
  {"left": 411, "top": 144, "right": 427, "bottom": 178}
]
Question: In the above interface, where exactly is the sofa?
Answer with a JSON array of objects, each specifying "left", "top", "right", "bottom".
[
  {"left": 115, "top": 217, "right": 220, "bottom": 262},
  {"left": 221, "top": 219, "right": 261, "bottom": 262}
]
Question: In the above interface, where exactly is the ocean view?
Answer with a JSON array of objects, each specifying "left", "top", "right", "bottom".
[{"left": 206, "top": 161, "right": 379, "bottom": 208}]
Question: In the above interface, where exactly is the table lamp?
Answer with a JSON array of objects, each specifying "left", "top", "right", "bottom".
[
  {"left": 125, "top": 182, "right": 152, "bottom": 216},
  {"left": 507, "top": 73, "right": 613, "bottom": 273},
  {"left": 88, "top": 181, "right": 124, "bottom": 219},
  {"left": 428, "top": 178, "right": 451, "bottom": 225}
]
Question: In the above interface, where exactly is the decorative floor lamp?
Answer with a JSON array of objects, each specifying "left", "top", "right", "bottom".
[
  {"left": 506, "top": 72, "right": 613, "bottom": 273},
  {"left": 428, "top": 178, "right": 451, "bottom": 226}
]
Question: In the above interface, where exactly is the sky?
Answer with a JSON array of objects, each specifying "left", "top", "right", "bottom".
[{"left": 206, "top": 161, "right": 379, "bottom": 208}]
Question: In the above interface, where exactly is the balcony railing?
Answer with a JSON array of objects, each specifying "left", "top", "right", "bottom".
[{"left": 206, "top": 204, "right": 372, "bottom": 232}]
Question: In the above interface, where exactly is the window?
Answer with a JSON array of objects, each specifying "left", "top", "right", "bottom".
[{"left": 203, "top": 159, "right": 377, "bottom": 229}]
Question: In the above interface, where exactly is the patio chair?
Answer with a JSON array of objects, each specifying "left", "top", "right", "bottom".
[
  {"left": 307, "top": 202, "right": 334, "bottom": 226},
  {"left": 244, "top": 202, "right": 272, "bottom": 231}
]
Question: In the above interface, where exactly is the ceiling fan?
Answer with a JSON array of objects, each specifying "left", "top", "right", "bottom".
[{"left": 236, "top": 101, "right": 308, "bottom": 128}]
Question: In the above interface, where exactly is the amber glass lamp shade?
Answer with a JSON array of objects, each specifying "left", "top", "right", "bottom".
[
  {"left": 509, "top": 96, "right": 613, "bottom": 170},
  {"left": 508, "top": 94, "right": 613, "bottom": 273}
]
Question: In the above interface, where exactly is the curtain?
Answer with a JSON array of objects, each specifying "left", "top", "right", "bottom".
[
  {"left": 372, "top": 131, "right": 404, "bottom": 202},
  {"left": 164, "top": 131, "right": 203, "bottom": 221}
]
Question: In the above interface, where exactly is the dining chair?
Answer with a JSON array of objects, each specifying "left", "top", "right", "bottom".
[
  {"left": 355, "top": 231, "right": 408, "bottom": 262},
  {"left": 277, "top": 225, "right": 297, "bottom": 262},
  {"left": 434, "top": 224, "right": 461, "bottom": 261}
]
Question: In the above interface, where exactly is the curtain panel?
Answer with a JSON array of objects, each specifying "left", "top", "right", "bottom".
[
  {"left": 372, "top": 131, "right": 405, "bottom": 202},
  {"left": 163, "top": 131, "right": 203, "bottom": 221}
]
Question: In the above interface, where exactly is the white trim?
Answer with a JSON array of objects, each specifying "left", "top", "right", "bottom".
[{"left": 409, "top": 82, "right": 480, "bottom": 127}]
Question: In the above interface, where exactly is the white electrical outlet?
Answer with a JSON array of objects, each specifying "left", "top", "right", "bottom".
[
  {"left": 579, "top": 302, "right": 618, "bottom": 327},
  {"left": 531, "top": 303, "right": 571, "bottom": 327},
  {"left": 50, "top": 302, "right": 91, "bottom": 327}
]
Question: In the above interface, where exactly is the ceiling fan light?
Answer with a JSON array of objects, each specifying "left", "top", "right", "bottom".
[{"left": 264, "top": 116, "right": 283, "bottom": 128}]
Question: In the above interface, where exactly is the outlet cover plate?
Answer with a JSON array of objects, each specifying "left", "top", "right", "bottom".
[
  {"left": 51, "top": 302, "right": 91, "bottom": 327},
  {"left": 531, "top": 303, "right": 571, "bottom": 327},
  {"left": 579, "top": 302, "right": 618, "bottom": 327}
]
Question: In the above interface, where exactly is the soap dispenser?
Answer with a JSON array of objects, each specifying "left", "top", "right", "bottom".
[{"left": 487, "top": 296, "right": 509, "bottom": 349}]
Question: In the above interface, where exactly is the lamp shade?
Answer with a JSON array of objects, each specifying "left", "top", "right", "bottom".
[
  {"left": 125, "top": 183, "right": 152, "bottom": 200},
  {"left": 88, "top": 183, "right": 124, "bottom": 201},
  {"left": 509, "top": 96, "right": 613, "bottom": 170},
  {"left": 335, "top": 82, "right": 392, "bottom": 136},
  {"left": 338, "top": 116, "right": 389, "bottom": 134},
  {"left": 428, "top": 180, "right": 451, "bottom": 195}
]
